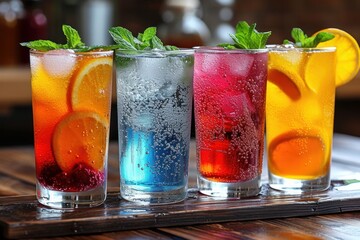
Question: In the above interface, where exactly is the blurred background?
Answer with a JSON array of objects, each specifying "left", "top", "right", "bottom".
[{"left": 0, "top": 0, "right": 359, "bottom": 146}]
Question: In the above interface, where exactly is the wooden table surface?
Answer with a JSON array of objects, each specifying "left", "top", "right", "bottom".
[{"left": 1, "top": 134, "right": 360, "bottom": 240}]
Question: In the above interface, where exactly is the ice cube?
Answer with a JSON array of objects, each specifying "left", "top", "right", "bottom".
[
  {"left": 220, "top": 92, "right": 255, "bottom": 119},
  {"left": 198, "top": 53, "right": 223, "bottom": 73},
  {"left": 42, "top": 49, "right": 76, "bottom": 78},
  {"left": 138, "top": 57, "right": 166, "bottom": 84},
  {"left": 227, "top": 53, "right": 254, "bottom": 78},
  {"left": 30, "top": 54, "right": 41, "bottom": 72},
  {"left": 139, "top": 57, "right": 182, "bottom": 97},
  {"left": 130, "top": 112, "right": 153, "bottom": 130}
]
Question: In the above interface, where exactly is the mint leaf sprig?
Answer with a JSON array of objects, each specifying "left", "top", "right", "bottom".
[
  {"left": 283, "top": 28, "right": 334, "bottom": 48},
  {"left": 109, "top": 26, "right": 178, "bottom": 51},
  {"left": 20, "top": 25, "right": 118, "bottom": 52},
  {"left": 218, "top": 21, "right": 271, "bottom": 49}
]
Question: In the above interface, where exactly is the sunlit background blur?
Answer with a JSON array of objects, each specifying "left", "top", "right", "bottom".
[{"left": 0, "top": 0, "right": 359, "bottom": 145}]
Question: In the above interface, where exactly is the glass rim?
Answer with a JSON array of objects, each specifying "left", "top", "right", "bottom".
[
  {"left": 29, "top": 49, "right": 114, "bottom": 56},
  {"left": 115, "top": 48, "right": 194, "bottom": 57},
  {"left": 193, "top": 46, "right": 268, "bottom": 54},
  {"left": 266, "top": 44, "right": 336, "bottom": 52}
]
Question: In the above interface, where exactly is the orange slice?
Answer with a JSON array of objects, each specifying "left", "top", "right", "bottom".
[
  {"left": 267, "top": 51, "right": 305, "bottom": 100},
  {"left": 303, "top": 49, "right": 336, "bottom": 93},
  {"left": 268, "top": 130, "right": 328, "bottom": 179},
  {"left": 70, "top": 57, "right": 113, "bottom": 118},
  {"left": 314, "top": 28, "right": 360, "bottom": 86},
  {"left": 268, "top": 69, "right": 302, "bottom": 101},
  {"left": 52, "top": 111, "right": 109, "bottom": 172}
]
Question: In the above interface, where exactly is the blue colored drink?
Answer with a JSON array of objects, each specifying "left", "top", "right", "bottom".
[{"left": 116, "top": 49, "right": 194, "bottom": 204}]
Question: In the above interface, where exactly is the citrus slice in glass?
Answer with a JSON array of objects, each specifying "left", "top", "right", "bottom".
[
  {"left": 314, "top": 28, "right": 360, "bottom": 86},
  {"left": 268, "top": 130, "right": 328, "bottom": 179},
  {"left": 70, "top": 57, "right": 113, "bottom": 118},
  {"left": 52, "top": 111, "right": 109, "bottom": 172},
  {"left": 267, "top": 51, "right": 305, "bottom": 101},
  {"left": 303, "top": 49, "right": 336, "bottom": 94}
]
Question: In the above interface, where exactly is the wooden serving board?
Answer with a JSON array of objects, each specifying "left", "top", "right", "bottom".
[{"left": 1, "top": 183, "right": 360, "bottom": 239}]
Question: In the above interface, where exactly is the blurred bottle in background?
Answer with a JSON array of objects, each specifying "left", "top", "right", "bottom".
[
  {"left": 158, "top": 0, "right": 210, "bottom": 48},
  {"left": 201, "top": 0, "right": 235, "bottom": 46},
  {"left": 80, "top": 0, "right": 113, "bottom": 46},
  {"left": 0, "top": 0, "right": 24, "bottom": 66},
  {"left": 19, "top": 0, "right": 47, "bottom": 64}
]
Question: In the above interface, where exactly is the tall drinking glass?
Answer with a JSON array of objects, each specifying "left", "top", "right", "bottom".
[
  {"left": 116, "top": 49, "right": 194, "bottom": 204},
  {"left": 30, "top": 49, "right": 113, "bottom": 208},
  {"left": 266, "top": 46, "right": 336, "bottom": 193},
  {"left": 193, "top": 47, "right": 268, "bottom": 198}
]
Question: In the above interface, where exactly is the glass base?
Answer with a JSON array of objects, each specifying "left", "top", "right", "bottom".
[
  {"left": 268, "top": 172, "right": 330, "bottom": 193},
  {"left": 197, "top": 175, "right": 261, "bottom": 198},
  {"left": 120, "top": 183, "right": 187, "bottom": 205},
  {"left": 36, "top": 181, "right": 106, "bottom": 209}
]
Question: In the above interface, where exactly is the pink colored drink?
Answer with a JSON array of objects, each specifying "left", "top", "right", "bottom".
[{"left": 194, "top": 47, "right": 268, "bottom": 189}]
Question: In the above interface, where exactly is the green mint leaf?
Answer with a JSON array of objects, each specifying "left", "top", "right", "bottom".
[
  {"left": 150, "top": 35, "right": 166, "bottom": 50},
  {"left": 20, "top": 25, "right": 110, "bottom": 52},
  {"left": 20, "top": 40, "right": 60, "bottom": 51},
  {"left": 142, "top": 27, "right": 157, "bottom": 42},
  {"left": 284, "top": 28, "right": 335, "bottom": 48},
  {"left": 256, "top": 31, "right": 272, "bottom": 49},
  {"left": 291, "top": 28, "right": 307, "bottom": 43},
  {"left": 236, "top": 21, "right": 250, "bottom": 34},
  {"left": 165, "top": 45, "right": 179, "bottom": 51},
  {"left": 62, "top": 25, "right": 84, "bottom": 49},
  {"left": 109, "top": 27, "right": 137, "bottom": 50},
  {"left": 75, "top": 44, "right": 120, "bottom": 52},
  {"left": 217, "top": 43, "right": 236, "bottom": 50},
  {"left": 283, "top": 39, "right": 293, "bottom": 45},
  {"left": 109, "top": 26, "right": 178, "bottom": 51},
  {"left": 218, "top": 21, "right": 271, "bottom": 49},
  {"left": 313, "top": 32, "right": 335, "bottom": 46},
  {"left": 230, "top": 33, "right": 246, "bottom": 49}
]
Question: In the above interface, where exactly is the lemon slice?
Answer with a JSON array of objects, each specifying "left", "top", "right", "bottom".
[
  {"left": 315, "top": 28, "right": 360, "bottom": 86},
  {"left": 70, "top": 57, "right": 113, "bottom": 118},
  {"left": 52, "top": 111, "right": 109, "bottom": 172}
]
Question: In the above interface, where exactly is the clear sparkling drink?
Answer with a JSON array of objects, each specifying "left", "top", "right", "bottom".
[{"left": 116, "top": 49, "right": 194, "bottom": 204}]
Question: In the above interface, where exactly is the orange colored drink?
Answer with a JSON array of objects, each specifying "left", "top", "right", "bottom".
[
  {"left": 30, "top": 49, "right": 113, "bottom": 208},
  {"left": 266, "top": 46, "right": 336, "bottom": 192}
]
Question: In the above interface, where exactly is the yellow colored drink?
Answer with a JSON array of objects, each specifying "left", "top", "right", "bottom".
[{"left": 266, "top": 46, "right": 336, "bottom": 192}]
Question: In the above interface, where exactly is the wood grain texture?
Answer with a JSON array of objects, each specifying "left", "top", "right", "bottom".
[
  {"left": 1, "top": 135, "right": 360, "bottom": 239},
  {"left": 1, "top": 183, "right": 360, "bottom": 239}
]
